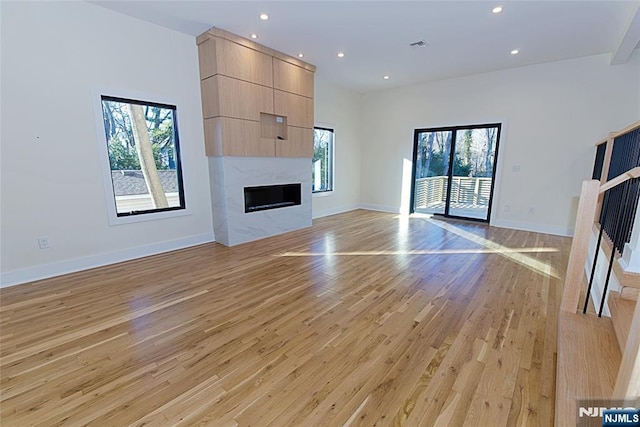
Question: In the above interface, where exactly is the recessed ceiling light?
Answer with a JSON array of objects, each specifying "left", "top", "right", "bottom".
[
  {"left": 337, "top": 52, "right": 345, "bottom": 58},
  {"left": 492, "top": 6, "right": 503, "bottom": 14},
  {"left": 297, "top": 53, "right": 304, "bottom": 58},
  {"left": 259, "top": 13, "right": 269, "bottom": 20},
  {"left": 511, "top": 49, "right": 519, "bottom": 55},
  {"left": 383, "top": 75, "right": 390, "bottom": 80},
  {"left": 250, "top": 34, "right": 258, "bottom": 39}
]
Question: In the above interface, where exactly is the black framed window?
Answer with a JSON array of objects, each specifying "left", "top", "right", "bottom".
[
  {"left": 313, "top": 127, "right": 334, "bottom": 193},
  {"left": 100, "top": 96, "right": 185, "bottom": 217}
]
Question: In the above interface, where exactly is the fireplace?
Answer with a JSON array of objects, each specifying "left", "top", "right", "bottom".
[
  {"left": 208, "top": 157, "right": 311, "bottom": 246},
  {"left": 244, "top": 183, "right": 302, "bottom": 213}
]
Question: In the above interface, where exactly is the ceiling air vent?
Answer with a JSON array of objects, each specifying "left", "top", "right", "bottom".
[{"left": 409, "top": 40, "right": 428, "bottom": 48}]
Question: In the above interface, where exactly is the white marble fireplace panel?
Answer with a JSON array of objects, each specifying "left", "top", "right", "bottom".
[
  {"left": 208, "top": 156, "right": 312, "bottom": 246},
  {"left": 208, "top": 156, "right": 229, "bottom": 245}
]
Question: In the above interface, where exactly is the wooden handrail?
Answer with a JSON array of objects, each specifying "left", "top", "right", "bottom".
[
  {"left": 595, "top": 120, "right": 640, "bottom": 146},
  {"left": 562, "top": 169, "right": 640, "bottom": 313},
  {"left": 611, "top": 120, "right": 640, "bottom": 140},
  {"left": 558, "top": 120, "right": 640, "bottom": 412},
  {"left": 599, "top": 167, "right": 640, "bottom": 194}
]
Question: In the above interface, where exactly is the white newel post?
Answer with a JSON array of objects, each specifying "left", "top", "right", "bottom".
[{"left": 619, "top": 202, "right": 640, "bottom": 273}]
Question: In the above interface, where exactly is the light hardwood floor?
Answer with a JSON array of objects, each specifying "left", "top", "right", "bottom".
[{"left": 0, "top": 210, "right": 570, "bottom": 426}]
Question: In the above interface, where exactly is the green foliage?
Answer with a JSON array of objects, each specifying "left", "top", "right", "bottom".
[
  {"left": 108, "top": 138, "right": 140, "bottom": 170},
  {"left": 108, "top": 139, "right": 174, "bottom": 171},
  {"left": 426, "top": 151, "right": 471, "bottom": 177},
  {"left": 452, "top": 154, "right": 472, "bottom": 177},
  {"left": 104, "top": 101, "right": 176, "bottom": 171},
  {"left": 417, "top": 128, "right": 496, "bottom": 179},
  {"left": 313, "top": 128, "right": 333, "bottom": 191}
]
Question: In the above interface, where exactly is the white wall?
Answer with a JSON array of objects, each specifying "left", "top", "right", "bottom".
[
  {"left": 2, "top": 1, "right": 638, "bottom": 288},
  {"left": 312, "top": 77, "right": 362, "bottom": 218},
  {"left": 0, "top": 1, "right": 213, "bottom": 286},
  {"left": 360, "top": 53, "right": 640, "bottom": 235}
]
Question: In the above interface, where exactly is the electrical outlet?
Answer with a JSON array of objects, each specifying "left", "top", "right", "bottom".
[
  {"left": 529, "top": 207, "right": 536, "bottom": 215},
  {"left": 504, "top": 204, "right": 511, "bottom": 212},
  {"left": 512, "top": 164, "right": 521, "bottom": 172},
  {"left": 37, "top": 236, "right": 50, "bottom": 249}
]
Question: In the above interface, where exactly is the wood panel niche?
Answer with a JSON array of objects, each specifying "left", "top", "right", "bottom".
[{"left": 197, "top": 27, "right": 316, "bottom": 158}]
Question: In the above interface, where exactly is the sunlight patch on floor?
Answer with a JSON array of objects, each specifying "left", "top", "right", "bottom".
[
  {"left": 278, "top": 214, "right": 560, "bottom": 279},
  {"left": 278, "top": 248, "right": 558, "bottom": 257},
  {"left": 427, "top": 218, "right": 560, "bottom": 279}
]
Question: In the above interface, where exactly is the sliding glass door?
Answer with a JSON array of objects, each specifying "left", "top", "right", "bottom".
[
  {"left": 412, "top": 130, "right": 453, "bottom": 215},
  {"left": 410, "top": 123, "right": 501, "bottom": 222}
]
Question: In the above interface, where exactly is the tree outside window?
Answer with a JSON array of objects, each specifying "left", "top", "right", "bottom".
[
  {"left": 100, "top": 96, "right": 185, "bottom": 216},
  {"left": 313, "top": 127, "right": 334, "bottom": 193}
]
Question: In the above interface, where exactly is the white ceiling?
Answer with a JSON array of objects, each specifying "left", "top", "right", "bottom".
[{"left": 92, "top": 1, "right": 640, "bottom": 93}]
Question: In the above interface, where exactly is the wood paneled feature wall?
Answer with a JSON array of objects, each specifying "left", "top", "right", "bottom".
[{"left": 197, "top": 28, "right": 316, "bottom": 158}]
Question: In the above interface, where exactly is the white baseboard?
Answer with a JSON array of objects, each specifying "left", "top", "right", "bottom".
[
  {"left": 491, "top": 219, "right": 573, "bottom": 237},
  {"left": 0, "top": 213, "right": 573, "bottom": 289},
  {"left": 357, "top": 203, "right": 401, "bottom": 214},
  {"left": 312, "top": 205, "right": 359, "bottom": 219},
  {"left": 356, "top": 206, "right": 573, "bottom": 237},
  {"left": 0, "top": 233, "right": 215, "bottom": 288}
]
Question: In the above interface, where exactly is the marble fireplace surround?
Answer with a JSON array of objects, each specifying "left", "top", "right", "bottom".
[{"left": 208, "top": 156, "right": 312, "bottom": 246}]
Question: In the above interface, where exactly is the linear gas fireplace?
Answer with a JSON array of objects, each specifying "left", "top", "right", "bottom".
[
  {"left": 208, "top": 157, "right": 311, "bottom": 246},
  {"left": 244, "top": 183, "right": 302, "bottom": 213}
]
